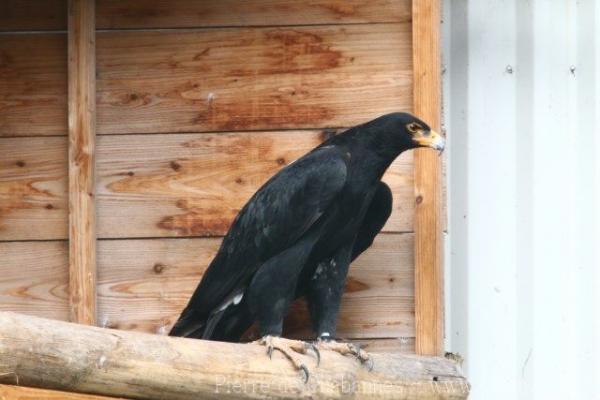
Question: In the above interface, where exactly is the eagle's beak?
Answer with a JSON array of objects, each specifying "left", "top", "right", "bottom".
[{"left": 413, "top": 129, "right": 445, "bottom": 153}]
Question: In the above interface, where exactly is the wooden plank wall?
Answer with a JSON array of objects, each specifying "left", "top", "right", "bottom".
[{"left": 0, "top": 0, "right": 417, "bottom": 351}]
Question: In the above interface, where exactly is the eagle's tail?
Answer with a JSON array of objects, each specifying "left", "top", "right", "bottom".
[
  {"left": 168, "top": 307, "right": 207, "bottom": 338},
  {"left": 169, "top": 303, "right": 253, "bottom": 342},
  {"left": 168, "top": 306, "right": 230, "bottom": 340}
]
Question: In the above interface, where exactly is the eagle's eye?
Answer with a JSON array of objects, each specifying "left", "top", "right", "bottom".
[{"left": 407, "top": 122, "right": 422, "bottom": 134}]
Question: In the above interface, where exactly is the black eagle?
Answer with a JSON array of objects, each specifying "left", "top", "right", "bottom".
[{"left": 169, "top": 112, "right": 444, "bottom": 378}]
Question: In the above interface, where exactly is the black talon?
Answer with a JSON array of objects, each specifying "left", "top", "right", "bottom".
[
  {"left": 306, "top": 342, "right": 321, "bottom": 366},
  {"left": 366, "top": 357, "right": 374, "bottom": 371},
  {"left": 346, "top": 343, "right": 373, "bottom": 369},
  {"left": 348, "top": 343, "right": 362, "bottom": 360},
  {"left": 300, "top": 364, "right": 310, "bottom": 383}
]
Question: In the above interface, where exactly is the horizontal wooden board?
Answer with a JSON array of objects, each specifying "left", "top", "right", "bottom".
[
  {"left": 0, "top": 34, "right": 67, "bottom": 137},
  {"left": 0, "top": 1, "right": 410, "bottom": 31},
  {"left": 0, "top": 1, "right": 66, "bottom": 31},
  {"left": 0, "top": 132, "right": 414, "bottom": 240},
  {"left": 96, "top": 24, "right": 412, "bottom": 134},
  {"left": 96, "top": 0, "right": 411, "bottom": 29},
  {"left": 95, "top": 131, "right": 414, "bottom": 238},
  {"left": 0, "top": 234, "right": 413, "bottom": 340},
  {"left": 0, "top": 137, "right": 68, "bottom": 240},
  {"left": 96, "top": 233, "right": 414, "bottom": 339},
  {"left": 0, "top": 24, "right": 411, "bottom": 137},
  {"left": 357, "top": 337, "right": 415, "bottom": 354},
  {"left": 0, "top": 241, "right": 69, "bottom": 321}
]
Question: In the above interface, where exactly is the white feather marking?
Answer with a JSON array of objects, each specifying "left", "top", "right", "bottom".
[
  {"left": 312, "top": 264, "right": 325, "bottom": 280},
  {"left": 217, "top": 301, "right": 230, "bottom": 312},
  {"left": 233, "top": 292, "right": 244, "bottom": 305},
  {"left": 216, "top": 291, "right": 244, "bottom": 312}
]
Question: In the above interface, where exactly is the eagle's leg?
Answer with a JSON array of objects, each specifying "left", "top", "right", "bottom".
[
  {"left": 309, "top": 246, "right": 374, "bottom": 368},
  {"left": 308, "top": 182, "right": 392, "bottom": 369},
  {"left": 247, "top": 237, "right": 320, "bottom": 382},
  {"left": 252, "top": 336, "right": 319, "bottom": 382},
  {"left": 316, "top": 339, "right": 373, "bottom": 369},
  {"left": 307, "top": 243, "right": 373, "bottom": 366}
]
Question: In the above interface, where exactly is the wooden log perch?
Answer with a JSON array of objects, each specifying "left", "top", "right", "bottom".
[{"left": 0, "top": 312, "right": 469, "bottom": 400}]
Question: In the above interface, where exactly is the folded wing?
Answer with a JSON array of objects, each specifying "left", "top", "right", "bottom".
[{"left": 170, "top": 146, "right": 348, "bottom": 337}]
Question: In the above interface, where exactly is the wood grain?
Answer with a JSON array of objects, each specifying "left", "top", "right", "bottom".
[
  {"left": 96, "top": 0, "right": 411, "bottom": 28},
  {"left": 358, "top": 337, "right": 416, "bottom": 354},
  {"left": 0, "top": 34, "right": 67, "bottom": 137},
  {"left": 0, "top": 0, "right": 409, "bottom": 31},
  {"left": 0, "top": 312, "right": 469, "bottom": 400},
  {"left": 96, "top": 131, "right": 414, "bottom": 238},
  {"left": 0, "top": 132, "right": 414, "bottom": 240},
  {"left": 0, "top": 235, "right": 414, "bottom": 340},
  {"left": 0, "top": 385, "right": 126, "bottom": 400},
  {"left": 96, "top": 24, "right": 412, "bottom": 134},
  {"left": 0, "top": 1, "right": 66, "bottom": 31},
  {"left": 96, "top": 233, "right": 414, "bottom": 339},
  {"left": 0, "top": 25, "right": 411, "bottom": 137},
  {"left": 412, "top": 0, "right": 444, "bottom": 356},
  {"left": 0, "top": 241, "right": 69, "bottom": 321},
  {"left": 0, "top": 137, "right": 68, "bottom": 240},
  {"left": 68, "top": 0, "right": 96, "bottom": 325}
]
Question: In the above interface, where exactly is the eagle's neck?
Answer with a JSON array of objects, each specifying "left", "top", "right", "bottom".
[
  {"left": 347, "top": 143, "right": 402, "bottom": 184},
  {"left": 326, "top": 126, "right": 408, "bottom": 181}
]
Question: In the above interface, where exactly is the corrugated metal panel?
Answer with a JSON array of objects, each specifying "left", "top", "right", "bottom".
[{"left": 442, "top": 1, "right": 599, "bottom": 399}]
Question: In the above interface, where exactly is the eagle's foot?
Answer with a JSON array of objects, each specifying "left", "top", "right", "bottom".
[
  {"left": 253, "top": 336, "right": 319, "bottom": 383},
  {"left": 317, "top": 339, "right": 374, "bottom": 370}
]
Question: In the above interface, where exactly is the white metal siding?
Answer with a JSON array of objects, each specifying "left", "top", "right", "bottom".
[{"left": 442, "top": 1, "right": 599, "bottom": 399}]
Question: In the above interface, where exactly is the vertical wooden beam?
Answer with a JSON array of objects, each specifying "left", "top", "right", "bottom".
[
  {"left": 412, "top": 0, "right": 443, "bottom": 355},
  {"left": 68, "top": 0, "right": 96, "bottom": 325}
]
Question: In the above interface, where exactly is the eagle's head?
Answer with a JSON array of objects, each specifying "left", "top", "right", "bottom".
[
  {"left": 364, "top": 112, "right": 445, "bottom": 155},
  {"left": 392, "top": 112, "right": 445, "bottom": 152}
]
